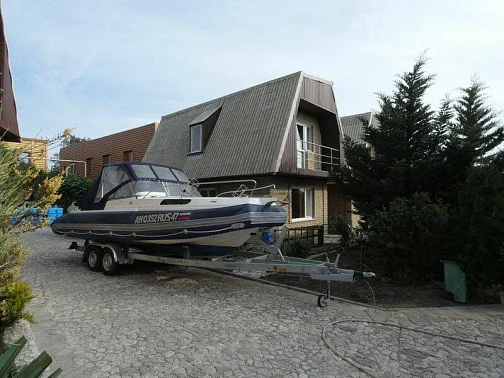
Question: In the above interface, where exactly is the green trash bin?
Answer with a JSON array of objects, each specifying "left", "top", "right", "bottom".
[{"left": 441, "top": 260, "right": 467, "bottom": 303}]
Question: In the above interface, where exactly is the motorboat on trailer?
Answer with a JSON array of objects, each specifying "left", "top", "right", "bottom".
[{"left": 51, "top": 162, "right": 287, "bottom": 256}]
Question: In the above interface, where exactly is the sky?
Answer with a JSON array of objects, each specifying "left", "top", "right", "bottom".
[{"left": 3, "top": 0, "right": 504, "bottom": 140}]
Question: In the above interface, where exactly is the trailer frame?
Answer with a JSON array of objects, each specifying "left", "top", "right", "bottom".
[{"left": 69, "top": 226, "right": 374, "bottom": 307}]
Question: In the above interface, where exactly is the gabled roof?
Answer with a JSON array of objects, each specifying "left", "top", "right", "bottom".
[
  {"left": 144, "top": 72, "right": 309, "bottom": 179},
  {"left": 340, "top": 112, "right": 378, "bottom": 144}
]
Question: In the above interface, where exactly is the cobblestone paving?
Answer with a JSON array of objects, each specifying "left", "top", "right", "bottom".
[{"left": 6, "top": 228, "right": 504, "bottom": 377}]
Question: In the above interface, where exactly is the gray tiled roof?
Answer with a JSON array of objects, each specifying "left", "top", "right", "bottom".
[
  {"left": 189, "top": 107, "right": 220, "bottom": 125},
  {"left": 340, "top": 112, "right": 373, "bottom": 144},
  {"left": 143, "top": 72, "right": 303, "bottom": 179}
]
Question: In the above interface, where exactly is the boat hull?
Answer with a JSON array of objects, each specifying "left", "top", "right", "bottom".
[{"left": 51, "top": 203, "right": 286, "bottom": 252}]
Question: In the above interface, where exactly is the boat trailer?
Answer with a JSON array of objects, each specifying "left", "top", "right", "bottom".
[{"left": 69, "top": 227, "right": 375, "bottom": 307}]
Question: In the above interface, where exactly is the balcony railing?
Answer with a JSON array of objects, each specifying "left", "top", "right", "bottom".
[{"left": 296, "top": 140, "right": 340, "bottom": 172}]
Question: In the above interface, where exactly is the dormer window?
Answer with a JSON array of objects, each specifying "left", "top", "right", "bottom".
[
  {"left": 190, "top": 123, "right": 203, "bottom": 153},
  {"left": 187, "top": 106, "right": 222, "bottom": 155}
]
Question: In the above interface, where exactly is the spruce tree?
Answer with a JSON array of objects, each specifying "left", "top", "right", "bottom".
[
  {"left": 443, "top": 80, "right": 504, "bottom": 292},
  {"left": 448, "top": 79, "right": 504, "bottom": 167},
  {"left": 336, "top": 58, "right": 448, "bottom": 221}
]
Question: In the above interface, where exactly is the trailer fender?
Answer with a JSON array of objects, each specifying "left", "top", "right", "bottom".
[{"left": 88, "top": 242, "right": 131, "bottom": 264}]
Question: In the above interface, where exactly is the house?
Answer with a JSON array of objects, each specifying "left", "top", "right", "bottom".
[
  {"left": 335, "top": 111, "right": 378, "bottom": 228},
  {"left": 59, "top": 123, "right": 158, "bottom": 179},
  {"left": 0, "top": 5, "right": 19, "bottom": 143},
  {"left": 143, "top": 72, "right": 347, "bottom": 232},
  {"left": 340, "top": 111, "right": 378, "bottom": 145},
  {"left": 2, "top": 137, "right": 48, "bottom": 170},
  {"left": 0, "top": 6, "right": 48, "bottom": 170}
]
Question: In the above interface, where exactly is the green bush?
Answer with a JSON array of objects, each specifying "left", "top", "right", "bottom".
[
  {"left": 445, "top": 164, "right": 504, "bottom": 294},
  {"left": 56, "top": 175, "right": 91, "bottom": 211},
  {"left": 0, "top": 144, "right": 61, "bottom": 329},
  {"left": 0, "top": 281, "right": 34, "bottom": 326},
  {"left": 328, "top": 215, "right": 355, "bottom": 248},
  {"left": 286, "top": 238, "right": 311, "bottom": 258},
  {"left": 366, "top": 192, "right": 449, "bottom": 283}
]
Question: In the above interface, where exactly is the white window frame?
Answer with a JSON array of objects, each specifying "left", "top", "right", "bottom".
[
  {"left": 291, "top": 187, "right": 314, "bottom": 222},
  {"left": 189, "top": 123, "right": 203, "bottom": 153},
  {"left": 296, "top": 123, "right": 312, "bottom": 169}
]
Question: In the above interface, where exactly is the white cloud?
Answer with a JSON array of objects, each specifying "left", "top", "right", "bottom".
[{"left": 2, "top": 0, "right": 504, "bottom": 140}]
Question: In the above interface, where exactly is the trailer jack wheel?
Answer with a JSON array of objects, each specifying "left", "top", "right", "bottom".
[{"left": 318, "top": 295, "right": 329, "bottom": 308}]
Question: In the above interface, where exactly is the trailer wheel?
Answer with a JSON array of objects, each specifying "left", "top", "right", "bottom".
[
  {"left": 101, "top": 248, "right": 118, "bottom": 276},
  {"left": 86, "top": 246, "right": 102, "bottom": 272},
  {"left": 318, "top": 295, "right": 329, "bottom": 308}
]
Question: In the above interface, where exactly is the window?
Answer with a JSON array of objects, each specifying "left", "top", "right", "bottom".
[
  {"left": 131, "top": 164, "right": 156, "bottom": 179},
  {"left": 103, "top": 154, "right": 110, "bottom": 165},
  {"left": 151, "top": 165, "right": 177, "bottom": 181},
  {"left": 86, "top": 158, "right": 93, "bottom": 176},
  {"left": 189, "top": 123, "right": 203, "bottom": 153},
  {"left": 291, "top": 188, "right": 314, "bottom": 221},
  {"left": 296, "top": 124, "right": 312, "bottom": 169},
  {"left": 94, "top": 166, "right": 130, "bottom": 202},
  {"left": 123, "top": 150, "right": 133, "bottom": 161},
  {"left": 172, "top": 169, "right": 189, "bottom": 183},
  {"left": 19, "top": 152, "right": 30, "bottom": 164},
  {"left": 200, "top": 188, "right": 218, "bottom": 197}
]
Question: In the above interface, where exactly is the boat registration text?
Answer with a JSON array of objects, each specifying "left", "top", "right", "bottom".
[{"left": 134, "top": 212, "right": 191, "bottom": 224}]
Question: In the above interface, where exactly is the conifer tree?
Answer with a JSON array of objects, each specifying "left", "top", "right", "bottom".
[
  {"left": 448, "top": 79, "right": 504, "bottom": 166},
  {"left": 336, "top": 58, "right": 448, "bottom": 221}
]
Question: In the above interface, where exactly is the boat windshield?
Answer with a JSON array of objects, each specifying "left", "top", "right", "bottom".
[
  {"left": 94, "top": 164, "right": 201, "bottom": 202},
  {"left": 131, "top": 164, "right": 190, "bottom": 183}
]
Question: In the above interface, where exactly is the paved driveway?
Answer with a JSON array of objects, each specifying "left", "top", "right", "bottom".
[{"left": 6, "top": 228, "right": 504, "bottom": 377}]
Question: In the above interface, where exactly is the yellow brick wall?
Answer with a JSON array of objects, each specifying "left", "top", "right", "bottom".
[
  {"left": 350, "top": 203, "right": 361, "bottom": 229},
  {"left": 1, "top": 138, "right": 48, "bottom": 170},
  {"left": 327, "top": 185, "right": 361, "bottom": 232},
  {"left": 296, "top": 112, "right": 322, "bottom": 171},
  {"left": 198, "top": 176, "right": 328, "bottom": 229}
]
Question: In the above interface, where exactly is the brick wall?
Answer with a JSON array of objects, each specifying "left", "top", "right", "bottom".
[
  {"left": 197, "top": 175, "right": 328, "bottom": 229},
  {"left": 59, "top": 123, "right": 158, "bottom": 179},
  {"left": 327, "top": 185, "right": 360, "bottom": 231}
]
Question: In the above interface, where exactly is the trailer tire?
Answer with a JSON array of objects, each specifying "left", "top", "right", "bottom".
[
  {"left": 101, "top": 248, "right": 118, "bottom": 276},
  {"left": 318, "top": 295, "right": 329, "bottom": 308},
  {"left": 86, "top": 246, "right": 102, "bottom": 272}
]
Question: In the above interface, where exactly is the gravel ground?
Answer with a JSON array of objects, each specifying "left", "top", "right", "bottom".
[{"left": 4, "top": 228, "right": 504, "bottom": 378}]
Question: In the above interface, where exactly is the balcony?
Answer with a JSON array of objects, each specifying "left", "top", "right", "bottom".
[{"left": 296, "top": 140, "right": 340, "bottom": 173}]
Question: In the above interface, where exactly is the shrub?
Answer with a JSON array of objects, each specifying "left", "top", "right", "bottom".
[
  {"left": 328, "top": 215, "right": 355, "bottom": 248},
  {"left": 366, "top": 192, "right": 449, "bottom": 283},
  {"left": 0, "top": 144, "right": 61, "bottom": 329},
  {"left": 445, "top": 164, "right": 504, "bottom": 295},
  {"left": 0, "top": 281, "right": 34, "bottom": 326},
  {"left": 56, "top": 175, "right": 91, "bottom": 211},
  {"left": 286, "top": 238, "right": 311, "bottom": 258}
]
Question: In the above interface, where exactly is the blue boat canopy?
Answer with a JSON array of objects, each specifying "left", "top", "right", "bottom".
[{"left": 79, "top": 162, "right": 198, "bottom": 211}]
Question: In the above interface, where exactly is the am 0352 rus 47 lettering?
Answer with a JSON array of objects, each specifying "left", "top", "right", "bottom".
[{"left": 134, "top": 212, "right": 191, "bottom": 224}]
